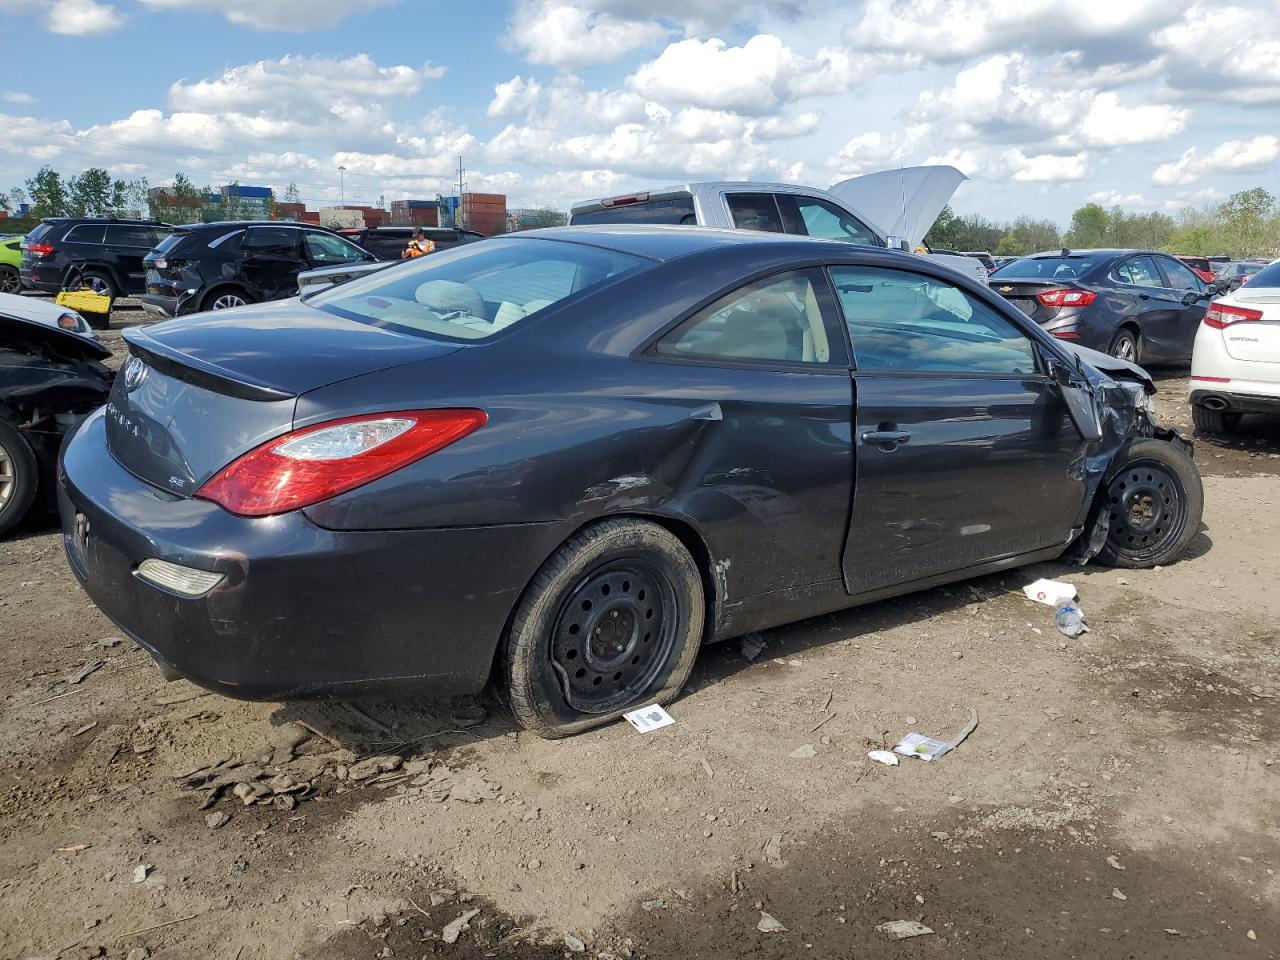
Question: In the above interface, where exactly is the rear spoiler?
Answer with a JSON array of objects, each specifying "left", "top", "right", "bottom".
[{"left": 124, "top": 326, "right": 294, "bottom": 402}]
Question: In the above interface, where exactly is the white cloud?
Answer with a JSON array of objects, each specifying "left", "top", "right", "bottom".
[
  {"left": 833, "top": 131, "right": 906, "bottom": 176},
  {"left": 506, "top": 0, "right": 668, "bottom": 67},
  {"left": 1079, "top": 92, "right": 1188, "bottom": 147},
  {"left": 169, "top": 54, "right": 440, "bottom": 115},
  {"left": 136, "top": 0, "right": 395, "bottom": 31},
  {"left": 45, "top": 0, "right": 122, "bottom": 34},
  {"left": 1153, "top": 135, "right": 1280, "bottom": 185},
  {"left": 848, "top": 0, "right": 1183, "bottom": 65},
  {"left": 629, "top": 34, "right": 864, "bottom": 114},
  {"left": 1088, "top": 190, "right": 1153, "bottom": 208},
  {"left": 3, "top": 91, "right": 35, "bottom": 105},
  {"left": 0, "top": 112, "right": 75, "bottom": 162},
  {"left": 923, "top": 145, "right": 1088, "bottom": 182},
  {"left": 488, "top": 77, "right": 544, "bottom": 118},
  {"left": 1155, "top": 4, "right": 1280, "bottom": 102}
]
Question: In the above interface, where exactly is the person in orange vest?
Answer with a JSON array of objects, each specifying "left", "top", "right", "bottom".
[{"left": 402, "top": 229, "right": 436, "bottom": 259}]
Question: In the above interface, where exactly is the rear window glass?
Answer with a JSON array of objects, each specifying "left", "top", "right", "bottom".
[
  {"left": 1245, "top": 261, "right": 1280, "bottom": 288},
  {"left": 308, "top": 237, "right": 649, "bottom": 341},
  {"left": 27, "top": 223, "right": 53, "bottom": 242},
  {"left": 994, "top": 255, "right": 1109, "bottom": 280},
  {"left": 571, "top": 196, "right": 695, "bottom": 225},
  {"left": 153, "top": 232, "right": 189, "bottom": 254},
  {"left": 64, "top": 224, "right": 105, "bottom": 244}
]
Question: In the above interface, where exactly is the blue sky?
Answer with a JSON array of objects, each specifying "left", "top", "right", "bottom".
[{"left": 2, "top": 0, "right": 1278, "bottom": 226}]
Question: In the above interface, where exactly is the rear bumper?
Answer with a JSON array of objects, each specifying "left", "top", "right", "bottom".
[
  {"left": 138, "top": 293, "right": 179, "bottom": 319},
  {"left": 1189, "top": 388, "right": 1280, "bottom": 416},
  {"left": 58, "top": 409, "right": 570, "bottom": 700},
  {"left": 20, "top": 264, "right": 61, "bottom": 294}
]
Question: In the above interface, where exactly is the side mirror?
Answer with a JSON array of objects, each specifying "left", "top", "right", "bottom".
[
  {"left": 1204, "top": 282, "right": 1219, "bottom": 297},
  {"left": 1182, "top": 290, "right": 1201, "bottom": 306}
]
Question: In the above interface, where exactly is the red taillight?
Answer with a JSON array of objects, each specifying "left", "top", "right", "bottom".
[
  {"left": 1037, "top": 288, "right": 1096, "bottom": 308},
  {"left": 1203, "top": 301, "right": 1263, "bottom": 329},
  {"left": 600, "top": 192, "right": 650, "bottom": 208},
  {"left": 1050, "top": 331, "right": 1081, "bottom": 340},
  {"left": 1191, "top": 375, "right": 1231, "bottom": 383},
  {"left": 152, "top": 257, "right": 168, "bottom": 270},
  {"left": 196, "top": 409, "right": 487, "bottom": 517},
  {"left": 26, "top": 242, "right": 54, "bottom": 258}
]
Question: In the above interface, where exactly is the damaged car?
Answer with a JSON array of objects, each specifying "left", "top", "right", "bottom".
[
  {"left": 1, "top": 291, "right": 113, "bottom": 538},
  {"left": 58, "top": 227, "right": 1202, "bottom": 737}
]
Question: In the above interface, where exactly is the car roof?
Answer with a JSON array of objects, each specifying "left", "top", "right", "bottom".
[
  {"left": 1024, "top": 248, "right": 1156, "bottom": 258},
  {"left": 510, "top": 223, "right": 875, "bottom": 262}
]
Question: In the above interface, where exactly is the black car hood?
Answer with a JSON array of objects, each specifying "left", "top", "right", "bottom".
[
  {"left": 125, "top": 299, "right": 461, "bottom": 398},
  {"left": 1060, "top": 341, "right": 1156, "bottom": 394},
  {"left": 0, "top": 311, "right": 112, "bottom": 364}
]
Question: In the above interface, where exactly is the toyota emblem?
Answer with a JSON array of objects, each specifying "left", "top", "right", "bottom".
[{"left": 123, "top": 356, "right": 148, "bottom": 391}]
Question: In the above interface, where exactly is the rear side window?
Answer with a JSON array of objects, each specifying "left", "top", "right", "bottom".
[
  {"left": 364, "top": 231, "right": 414, "bottom": 259},
  {"left": 1113, "top": 256, "right": 1162, "bottom": 286},
  {"left": 243, "top": 227, "right": 301, "bottom": 257},
  {"left": 654, "top": 268, "right": 842, "bottom": 366},
  {"left": 106, "top": 224, "right": 161, "bottom": 248},
  {"left": 571, "top": 196, "right": 695, "bottom": 225},
  {"left": 63, "top": 224, "right": 105, "bottom": 244},
  {"left": 726, "top": 193, "right": 784, "bottom": 233},
  {"left": 308, "top": 237, "right": 648, "bottom": 341},
  {"left": 831, "top": 265, "right": 1037, "bottom": 375}
]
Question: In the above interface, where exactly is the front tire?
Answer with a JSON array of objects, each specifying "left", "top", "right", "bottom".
[
  {"left": 504, "top": 518, "right": 705, "bottom": 738},
  {"left": 1095, "top": 438, "right": 1203, "bottom": 569},
  {"left": 0, "top": 420, "right": 39, "bottom": 539},
  {"left": 1108, "top": 327, "right": 1141, "bottom": 363},
  {"left": 1192, "top": 404, "right": 1241, "bottom": 435}
]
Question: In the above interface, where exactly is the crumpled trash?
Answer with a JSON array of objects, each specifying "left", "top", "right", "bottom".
[
  {"left": 1023, "top": 578, "right": 1078, "bottom": 606},
  {"left": 867, "top": 750, "right": 899, "bottom": 766}
]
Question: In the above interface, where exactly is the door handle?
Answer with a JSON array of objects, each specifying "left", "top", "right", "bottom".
[
  {"left": 1138, "top": 293, "right": 1150, "bottom": 300},
  {"left": 862, "top": 429, "right": 911, "bottom": 449}
]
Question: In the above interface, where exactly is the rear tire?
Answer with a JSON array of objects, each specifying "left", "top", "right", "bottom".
[
  {"left": 201, "top": 286, "right": 254, "bottom": 312},
  {"left": 80, "top": 269, "right": 117, "bottom": 300},
  {"left": 1192, "top": 404, "right": 1241, "bottom": 435},
  {"left": 1108, "top": 327, "right": 1141, "bottom": 363},
  {"left": 1095, "top": 438, "right": 1203, "bottom": 569},
  {"left": 0, "top": 265, "right": 20, "bottom": 295},
  {"left": 504, "top": 518, "right": 704, "bottom": 739},
  {"left": 0, "top": 419, "right": 39, "bottom": 540}
]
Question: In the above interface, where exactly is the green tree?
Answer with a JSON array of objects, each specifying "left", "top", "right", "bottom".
[
  {"left": 1063, "top": 203, "right": 1110, "bottom": 248},
  {"left": 281, "top": 182, "right": 301, "bottom": 204},
  {"left": 1216, "top": 188, "right": 1277, "bottom": 258},
  {"left": 66, "top": 167, "right": 115, "bottom": 216},
  {"left": 1106, "top": 209, "right": 1176, "bottom": 250},
  {"left": 26, "top": 165, "right": 69, "bottom": 219},
  {"left": 923, "top": 204, "right": 963, "bottom": 250}
]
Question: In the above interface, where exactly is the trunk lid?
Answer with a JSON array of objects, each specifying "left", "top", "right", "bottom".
[
  {"left": 826, "top": 166, "right": 967, "bottom": 249},
  {"left": 1222, "top": 290, "right": 1280, "bottom": 364},
  {"left": 990, "top": 279, "right": 1062, "bottom": 320},
  {"left": 109, "top": 300, "right": 461, "bottom": 495}
]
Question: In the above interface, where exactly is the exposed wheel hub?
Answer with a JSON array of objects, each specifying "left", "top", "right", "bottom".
[
  {"left": 550, "top": 562, "right": 673, "bottom": 713},
  {"left": 1106, "top": 460, "right": 1185, "bottom": 561}
]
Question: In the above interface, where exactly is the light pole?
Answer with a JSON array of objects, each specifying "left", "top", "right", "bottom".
[{"left": 338, "top": 165, "right": 346, "bottom": 208}]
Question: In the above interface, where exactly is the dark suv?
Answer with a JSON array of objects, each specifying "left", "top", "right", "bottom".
[
  {"left": 337, "top": 225, "right": 485, "bottom": 260},
  {"left": 20, "top": 218, "right": 177, "bottom": 305},
  {"left": 140, "top": 221, "right": 375, "bottom": 318}
]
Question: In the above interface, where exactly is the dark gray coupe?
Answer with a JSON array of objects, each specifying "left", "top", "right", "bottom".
[{"left": 59, "top": 227, "right": 1202, "bottom": 736}]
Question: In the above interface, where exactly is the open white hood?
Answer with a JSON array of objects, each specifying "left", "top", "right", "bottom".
[{"left": 827, "top": 166, "right": 967, "bottom": 249}]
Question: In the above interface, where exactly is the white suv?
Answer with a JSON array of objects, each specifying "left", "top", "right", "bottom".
[{"left": 1189, "top": 259, "right": 1280, "bottom": 433}]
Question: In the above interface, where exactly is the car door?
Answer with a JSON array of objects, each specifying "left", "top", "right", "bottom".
[
  {"left": 829, "top": 262, "right": 1087, "bottom": 596},
  {"left": 104, "top": 224, "right": 164, "bottom": 294},
  {"left": 1155, "top": 255, "right": 1210, "bottom": 360},
  {"left": 646, "top": 267, "right": 854, "bottom": 604},
  {"left": 1110, "top": 254, "right": 1183, "bottom": 360},
  {"left": 303, "top": 230, "right": 371, "bottom": 269},
  {"left": 240, "top": 226, "right": 305, "bottom": 300},
  {"left": 774, "top": 193, "right": 881, "bottom": 246}
]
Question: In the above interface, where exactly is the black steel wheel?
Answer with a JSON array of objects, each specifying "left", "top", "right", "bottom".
[
  {"left": 1095, "top": 439, "right": 1203, "bottom": 569},
  {"left": 504, "top": 518, "right": 704, "bottom": 738}
]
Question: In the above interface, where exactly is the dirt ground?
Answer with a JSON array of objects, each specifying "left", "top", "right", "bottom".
[{"left": 2, "top": 303, "right": 1277, "bottom": 960}]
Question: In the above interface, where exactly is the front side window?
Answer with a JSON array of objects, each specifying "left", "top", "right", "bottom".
[
  {"left": 782, "top": 195, "right": 879, "bottom": 245},
  {"left": 831, "top": 265, "right": 1037, "bottom": 375},
  {"left": 654, "top": 269, "right": 840, "bottom": 366},
  {"left": 305, "top": 231, "right": 367, "bottom": 264},
  {"left": 1159, "top": 257, "right": 1204, "bottom": 291},
  {"left": 308, "top": 237, "right": 648, "bottom": 341},
  {"left": 726, "top": 193, "right": 784, "bottom": 233},
  {"left": 243, "top": 227, "right": 301, "bottom": 258},
  {"left": 1113, "top": 256, "right": 1162, "bottom": 287}
]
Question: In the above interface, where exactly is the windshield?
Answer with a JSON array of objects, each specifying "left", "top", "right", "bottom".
[
  {"left": 993, "top": 255, "right": 1110, "bottom": 280},
  {"left": 307, "top": 237, "right": 650, "bottom": 341}
]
